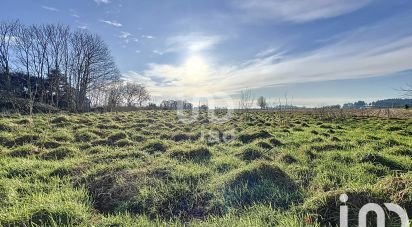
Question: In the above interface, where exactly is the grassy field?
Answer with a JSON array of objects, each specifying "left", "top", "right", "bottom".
[{"left": 0, "top": 110, "right": 411, "bottom": 226}]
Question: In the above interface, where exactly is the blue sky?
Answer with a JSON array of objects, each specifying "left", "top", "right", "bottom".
[{"left": 2, "top": 0, "right": 412, "bottom": 106}]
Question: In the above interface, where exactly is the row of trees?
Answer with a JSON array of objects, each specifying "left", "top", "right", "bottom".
[
  {"left": 159, "top": 100, "right": 193, "bottom": 110},
  {"left": 99, "top": 81, "right": 150, "bottom": 110},
  {"left": 0, "top": 20, "right": 142, "bottom": 113},
  {"left": 240, "top": 92, "right": 297, "bottom": 110}
]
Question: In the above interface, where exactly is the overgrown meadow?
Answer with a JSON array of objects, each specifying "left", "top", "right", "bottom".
[{"left": 0, "top": 111, "right": 411, "bottom": 226}]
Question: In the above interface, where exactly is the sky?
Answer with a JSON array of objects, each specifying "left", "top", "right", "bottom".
[{"left": 2, "top": 0, "right": 412, "bottom": 107}]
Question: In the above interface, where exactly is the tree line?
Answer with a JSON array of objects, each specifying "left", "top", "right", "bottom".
[{"left": 0, "top": 20, "right": 149, "bottom": 114}]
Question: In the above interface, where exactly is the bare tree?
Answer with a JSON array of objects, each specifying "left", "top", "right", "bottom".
[
  {"left": 2, "top": 21, "right": 123, "bottom": 113},
  {"left": 122, "top": 82, "right": 150, "bottom": 107},
  {"left": 400, "top": 83, "right": 412, "bottom": 98},
  {"left": 15, "top": 24, "right": 37, "bottom": 115},
  {"left": 106, "top": 79, "right": 124, "bottom": 111},
  {"left": 0, "top": 20, "right": 19, "bottom": 92},
  {"left": 239, "top": 89, "right": 254, "bottom": 111},
  {"left": 45, "top": 24, "right": 70, "bottom": 107},
  {"left": 257, "top": 96, "right": 267, "bottom": 109},
  {"left": 70, "top": 30, "right": 120, "bottom": 112},
  {"left": 28, "top": 25, "right": 49, "bottom": 103}
]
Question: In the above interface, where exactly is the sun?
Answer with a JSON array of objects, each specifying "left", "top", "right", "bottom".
[{"left": 182, "top": 55, "right": 210, "bottom": 83}]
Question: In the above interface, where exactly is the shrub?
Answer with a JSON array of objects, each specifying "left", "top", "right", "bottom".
[{"left": 0, "top": 96, "right": 59, "bottom": 114}]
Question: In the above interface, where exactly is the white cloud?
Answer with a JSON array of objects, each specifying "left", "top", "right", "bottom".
[
  {"left": 122, "top": 71, "right": 158, "bottom": 88},
  {"left": 78, "top": 25, "right": 88, "bottom": 30},
  {"left": 118, "top": 32, "right": 139, "bottom": 45},
  {"left": 141, "top": 35, "right": 155, "bottom": 39},
  {"left": 254, "top": 47, "right": 287, "bottom": 59},
  {"left": 95, "top": 0, "right": 111, "bottom": 4},
  {"left": 119, "top": 31, "right": 132, "bottom": 39},
  {"left": 233, "top": 0, "right": 371, "bottom": 23},
  {"left": 124, "top": 13, "right": 412, "bottom": 102},
  {"left": 167, "top": 33, "right": 222, "bottom": 52},
  {"left": 152, "top": 50, "right": 165, "bottom": 55},
  {"left": 42, "top": 6, "right": 59, "bottom": 12},
  {"left": 69, "top": 9, "right": 80, "bottom": 18},
  {"left": 100, "top": 19, "right": 122, "bottom": 27}
]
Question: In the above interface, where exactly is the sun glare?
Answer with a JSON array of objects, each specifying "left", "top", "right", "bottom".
[{"left": 182, "top": 55, "right": 210, "bottom": 83}]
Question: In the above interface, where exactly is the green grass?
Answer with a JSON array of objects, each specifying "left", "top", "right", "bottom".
[{"left": 0, "top": 111, "right": 411, "bottom": 226}]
